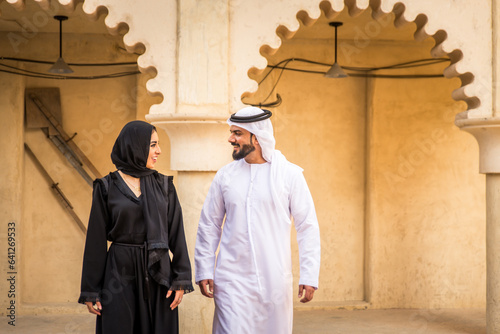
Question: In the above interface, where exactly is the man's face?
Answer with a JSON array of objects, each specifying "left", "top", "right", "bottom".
[{"left": 228, "top": 125, "right": 255, "bottom": 160}]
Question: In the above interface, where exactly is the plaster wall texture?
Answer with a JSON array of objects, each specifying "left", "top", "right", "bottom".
[
  {"left": 0, "top": 71, "right": 24, "bottom": 318},
  {"left": 253, "top": 25, "right": 486, "bottom": 309},
  {"left": 276, "top": 74, "right": 367, "bottom": 303},
  {"left": 175, "top": 171, "right": 217, "bottom": 333},
  {"left": 177, "top": 0, "right": 229, "bottom": 112},
  {"left": 228, "top": 0, "right": 491, "bottom": 118},
  {"left": 0, "top": 0, "right": 494, "bottom": 332},
  {"left": 368, "top": 69, "right": 486, "bottom": 308},
  {"left": 82, "top": 0, "right": 177, "bottom": 115},
  {"left": 147, "top": 0, "right": 233, "bottom": 172},
  {"left": 0, "top": 29, "right": 160, "bottom": 310},
  {"left": 255, "top": 39, "right": 368, "bottom": 303},
  {"left": 82, "top": 0, "right": 494, "bottom": 170}
]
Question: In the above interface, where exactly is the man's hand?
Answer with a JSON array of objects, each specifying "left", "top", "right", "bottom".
[
  {"left": 298, "top": 285, "right": 315, "bottom": 303},
  {"left": 198, "top": 279, "right": 214, "bottom": 298},
  {"left": 85, "top": 301, "right": 102, "bottom": 316}
]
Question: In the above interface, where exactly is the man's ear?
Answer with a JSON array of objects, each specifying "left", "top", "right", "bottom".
[{"left": 253, "top": 135, "right": 260, "bottom": 146}]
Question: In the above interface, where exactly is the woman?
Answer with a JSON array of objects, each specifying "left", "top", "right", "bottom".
[{"left": 78, "top": 120, "right": 193, "bottom": 333}]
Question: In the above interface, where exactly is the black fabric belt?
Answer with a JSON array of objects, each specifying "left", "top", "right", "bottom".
[
  {"left": 113, "top": 242, "right": 145, "bottom": 248},
  {"left": 112, "top": 241, "right": 153, "bottom": 326},
  {"left": 112, "top": 242, "right": 150, "bottom": 299}
]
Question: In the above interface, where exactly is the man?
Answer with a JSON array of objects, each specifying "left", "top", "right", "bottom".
[{"left": 195, "top": 106, "right": 321, "bottom": 333}]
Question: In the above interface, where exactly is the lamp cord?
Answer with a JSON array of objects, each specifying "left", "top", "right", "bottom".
[{"left": 243, "top": 57, "right": 450, "bottom": 107}]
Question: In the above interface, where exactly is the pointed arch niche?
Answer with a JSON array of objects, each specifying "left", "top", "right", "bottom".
[{"left": 232, "top": 0, "right": 488, "bottom": 308}]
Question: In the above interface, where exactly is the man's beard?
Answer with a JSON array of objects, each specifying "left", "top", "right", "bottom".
[{"left": 232, "top": 143, "right": 255, "bottom": 160}]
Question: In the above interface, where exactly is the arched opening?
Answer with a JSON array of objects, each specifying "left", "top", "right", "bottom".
[
  {"left": 243, "top": 3, "right": 485, "bottom": 308},
  {"left": 0, "top": 0, "right": 162, "bottom": 311}
]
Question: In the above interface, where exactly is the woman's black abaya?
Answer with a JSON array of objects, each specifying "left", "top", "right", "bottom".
[{"left": 78, "top": 121, "right": 193, "bottom": 333}]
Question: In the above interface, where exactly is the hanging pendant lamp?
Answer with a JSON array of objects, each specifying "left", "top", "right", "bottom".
[
  {"left": 325, "top": 21, "right": 348, "bottom": 78},
  {"left": 49, "top": 15, "right": 73, "bottom": 74}
]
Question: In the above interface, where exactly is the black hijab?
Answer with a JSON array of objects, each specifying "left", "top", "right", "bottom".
[{"left": 111, "top": 120, "right": 171, "bottom": 287}]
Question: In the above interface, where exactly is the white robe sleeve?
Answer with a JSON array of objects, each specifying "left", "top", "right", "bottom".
[
  {"left": 194, "top": 171, "right": 226, "bottom": 284},
  {"left": 289, "top": 171, "right": 321, "bottom": 288}
]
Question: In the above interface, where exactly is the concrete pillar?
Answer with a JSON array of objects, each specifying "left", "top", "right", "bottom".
[
  {"left": 147, "top": 119, "right": 230, "bottom": 334},
  {"left": 175, "top": 171, "right": 217, "bottom": 333},
  {"left": 460, "top": 122, "right": 500, "bottom": 333},
  {"left": 146, "top": 1, "right": 232, "bottom": 332},
  {"left": 487, "top": 174, "right": 500, "bottom": 333},
  {"left": 486, "top": 3, "right": 500, "bottom": 330},
  {"left": 152, "top": 118, "right": 231, "bottom": 171}
]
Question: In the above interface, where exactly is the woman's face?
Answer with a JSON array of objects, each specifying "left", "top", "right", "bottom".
[{"left": 146, "top": 130, "right": 161, "bottom": 169}]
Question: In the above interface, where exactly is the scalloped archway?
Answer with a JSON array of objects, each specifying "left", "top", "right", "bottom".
[
  {"left": 3, "top": 0, "right": 177, "bottom": 113},
  {"left": 82, "top": 0, "right": 177, "bottom": 115},
  {"left": 229, "top": 0, "right": 490, "bottom": 309},
  {"left": 0, "top": 0, "right": 177, "bottom": 314},
  {"left": 231, "top": 0, "right": 490, "bottom": 122}
]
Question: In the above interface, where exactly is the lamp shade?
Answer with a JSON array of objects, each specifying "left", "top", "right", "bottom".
[
  {"left": 49, "top": 57, "right": 73, "bottom": 74},
  {"left": 324, "top": 21, "right": 348, "bottom": 79},
  {"left": 48, "top": 15, "right": 73, "bottom": 74},
  {"left": 324, "top": 62, "right": 347, "bottom": 78}
]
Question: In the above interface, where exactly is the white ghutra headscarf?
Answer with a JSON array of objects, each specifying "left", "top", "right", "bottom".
[
  {"left": 226, "top": 106, "right": 276, "bottom": 162},
  {"left": 227, "top": 106, "right": 300, "bottom": 223}
]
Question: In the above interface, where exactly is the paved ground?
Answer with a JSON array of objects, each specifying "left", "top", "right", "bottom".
[
  {"left": 1, "top": 308, "right": 486, "bottom": 333},
  {"left": 293, "top": 308, "right": 486, "bottom": 334}
]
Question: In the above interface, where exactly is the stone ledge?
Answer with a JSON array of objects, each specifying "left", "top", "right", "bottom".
[
  {"left": 151, "top": 118, "right": 232, "bottom": 171},
  {"left": 17, "top": 303, "right": 88, "bottom": 316},
  {"left": 294, "top": 300, "right": 370, "bottom": 311}
]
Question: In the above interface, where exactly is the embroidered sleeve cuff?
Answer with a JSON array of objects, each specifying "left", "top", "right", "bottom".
[
  {"left": 169, "top": 280, "right": 195, "bottom": 294},
  {"left": 78, "top": 292, "right": 101, "bottom": 304}
]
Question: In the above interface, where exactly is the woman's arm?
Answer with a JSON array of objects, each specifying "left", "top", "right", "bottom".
[
  {"left": 166, "top": 177, "right": 194, "bottom": 293},
  {"left": 78, "top": 179, "right": 110, "bottom": 309}
]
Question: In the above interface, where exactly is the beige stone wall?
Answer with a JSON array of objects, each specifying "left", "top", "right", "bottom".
[
  {"left": 367, "top": 59, "right": 485, "bottom": 309},
  {"left": 0, "top": 0, "right": 494, "bottom": 332},
  {"left": 368, "top": 74, "right": 486, "bottom": 308},
  {"left": 0, "top": 70, "right": 25, "bottom": 317},
  {"left": 0, "top": 26, "right": 161, "bottom": 311},
  {"left": 175, "top": 172, "right": 216, "bottom": 332},
  {"left": 247, "top": 12, "right": 486, "bottom": 308},
  {"left": 257, "top": 47, "right": 368, "bottom": 303}
]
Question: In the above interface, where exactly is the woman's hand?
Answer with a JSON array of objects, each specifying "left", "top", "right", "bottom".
[
  {"left": 85, "top": 301, "right": 102, "bottom": 316},
  {"left": 166, "top": 289, "right": 184, "bottom": 310}
]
